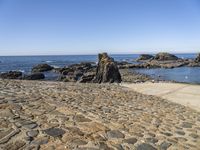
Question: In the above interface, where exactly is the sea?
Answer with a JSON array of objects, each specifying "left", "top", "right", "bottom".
[{"left": 0, "top": 53, "right": 200, "bottom": 84}]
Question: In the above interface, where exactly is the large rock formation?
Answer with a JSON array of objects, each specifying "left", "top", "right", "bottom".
[
  {"left": 94, "top": 53, "right": 121, "bottom": 83},
  {"left": 0, "top": 71, "right": 22, "bottom": 79},
  {"left": 136, "top": 54, "right": 154, "bottom": 62},
  {"left": 195, "top": 53, "right": 200, "bottom": 62},
  {"left": 23, "top": 73, "right": 45, "bottom": 80},
  {"left": 32, "top": 64, "right": 53, "bottom": 73},
  {"left": 154, "top": 52, "right": 178, "bottom": 61}
]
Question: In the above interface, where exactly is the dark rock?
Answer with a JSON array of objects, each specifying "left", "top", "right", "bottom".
[
  {"left": 123, "top": 137, "right": 137, "bottom": 144},
  {"left": 23, "top": 123, "right": 38, "bottom": 129},
  {"left": 26, "top": 130, "right": 39, "bottom": 137},
  {"left": 32, "top": 64, "right": 53, "bottom": 73},
  {"left": 0, "top": 71, "right": 22, "bottom": 79},
  {"left": 175, "top": 130, "right": 185, "bottom": 135},
  {"left": 23, "top": 73, "right": 45, "bottom": 80},
  {"left": 136, "top": 143, "right": 157, "bottom": 150},
  {"left": 195, "top": 53, "right": 200, "bottom": 62},
  {"left": 154, "top": 52, "right": 178, "bottom": 61},
  {"left": 58, "top": 62, "right": 95, "bottom": 82},
  {"left": 159, "top": 141, "right": 172, "bottom": 150},
  {"left": 43, "top": 128, "right": 66, "bottom": 138},
  {"left": 94, "top": 53, "right": 122, "bottom": 83},
  {"left": 79, "top": 72, "right": 95, "bottom": 83},
  {"left": 107, "top": 130, "right": 125, "bottom": 139},
  {"left": 137, "top": 54, "right": 154, "bottom": 61}
]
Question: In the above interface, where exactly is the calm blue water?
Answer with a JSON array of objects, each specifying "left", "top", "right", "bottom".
[
  {"left": 0, "top": 53, "right": 199, "bottom": 83},
  {"left": 0, "top": 54, "right": 138, "bottom": 73}
]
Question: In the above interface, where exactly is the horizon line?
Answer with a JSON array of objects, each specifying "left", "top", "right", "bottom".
[{"left": 0, "top": 52, "right": 199, "bottom": 57}]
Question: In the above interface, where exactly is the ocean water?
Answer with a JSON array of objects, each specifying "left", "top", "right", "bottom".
[
  {"left": 0, "top": 54, "right": 137, "bottom": 73},
  {"left": 0, "top": 53, "right": 199, "bottom": 83}
]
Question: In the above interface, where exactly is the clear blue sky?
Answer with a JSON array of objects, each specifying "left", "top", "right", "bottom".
[{"left": 0, "top": 0, "right": 200, "bottom": 55}]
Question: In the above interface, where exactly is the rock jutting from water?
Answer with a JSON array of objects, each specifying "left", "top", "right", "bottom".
[
  {"left": 195, "top": 53, "right": 200, "bottom": 62},
  {"left": 0, "top": 71, "right": 23, "bottom": 79},
  {"left": 154, "top": 52, "right": 179, "bottom": 61},
  {"left": 136, "top": 54, "right": 154, "bottom": 62},
  {"left": 94, "top": 53, "right": 122, "bottom": 83},
  {"left": 32, "top": 64, "right": 54, "bottom": 73},
  {"left": 23, "top": 73, "right": 45, "bottom": 80}
]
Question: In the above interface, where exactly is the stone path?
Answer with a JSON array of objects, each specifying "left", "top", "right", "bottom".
[
  {"left": 122, "top": 82, "right": 200, "bottom": 112},
  {"left": 0, "top": 79, "right": 200, "bottom": 150}
]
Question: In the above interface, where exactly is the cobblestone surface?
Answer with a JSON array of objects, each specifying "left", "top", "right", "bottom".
[{"left": 0, "top": 79, "right": 200, "bottom": 149}]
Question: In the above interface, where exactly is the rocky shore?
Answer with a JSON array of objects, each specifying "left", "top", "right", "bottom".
[
  {"left": 0, "top": 53, "right": 200, "bottom": 149},
  {"left": 1, "top": 52, "right": 200, "bottom": 84},
  {"left": 0, "top": 79, "right": 200, "bottom": 150}
]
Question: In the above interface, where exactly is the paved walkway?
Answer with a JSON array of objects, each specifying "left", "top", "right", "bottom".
[{"left": 122, "top": 82, "right": 200, "bottom": 112}]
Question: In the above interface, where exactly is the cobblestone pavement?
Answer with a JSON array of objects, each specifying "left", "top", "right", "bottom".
[{"left": 0, "top": 79, "right": 200, "bottom": 150}]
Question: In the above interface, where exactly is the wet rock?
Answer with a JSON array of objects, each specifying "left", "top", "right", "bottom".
[
  {"left": 0, "top": 71, "right": 22, "bottom": 79},
  {"left": 94, "top": 53, "right": 122, "bottom": 83},
  {"left": 32, "top": 64, "right": 53, "bottom": 73},
  {"left": 175, "top": 130, "right": 185, "bottom": 135},
  {"left": 23, "top": 73, "right": 45, "bottom": 80},
  {"left": 154, "top": 52, "right": 178, "bottom": 61},
  {"left": 15, "top": 119, "right": 38, "bottom": 129},
  {"left": 26, "top": 130, "right": 39, "bottom": 137},
  {"left": 136, "top": 54, "right": 154, "bottom": 61},
  {"left": 43, "top": 128, "right": 65, "bottom": 138},
  {"left": 136, "top": 143, "right": 157, "bottom": 150},
  {"left": 107, "top": 130, "right": 125, "bottom": 139},
  {"left": 123, "top": 137, "right": 137, "bottom": 144},
  {"left": 159, "top": 141, "right": 172, "bottom": 150}
]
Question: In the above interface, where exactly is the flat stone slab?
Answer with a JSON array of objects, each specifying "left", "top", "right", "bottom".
[{"left": 43, "top": 128, "right": 66, "bottom": 138}]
